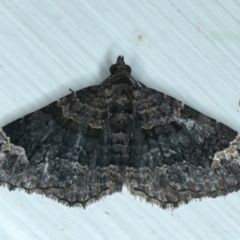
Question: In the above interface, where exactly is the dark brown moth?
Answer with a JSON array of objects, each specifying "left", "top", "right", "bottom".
[{"left": 0, "top": 56, "right": 239, "bottom": 208}]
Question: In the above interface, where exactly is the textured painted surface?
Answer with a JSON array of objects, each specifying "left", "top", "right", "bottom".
[{"left": 0, "top": 0, "right": 240, "bottom": 239}]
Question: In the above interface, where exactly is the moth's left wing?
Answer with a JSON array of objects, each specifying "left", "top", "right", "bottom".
[{"left": 0, "top": 86, "right": 122, "bottom": 206}]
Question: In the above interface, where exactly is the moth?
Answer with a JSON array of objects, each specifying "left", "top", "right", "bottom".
[{"left": 0, "top": 56, "right": 239, "bottom": 208}]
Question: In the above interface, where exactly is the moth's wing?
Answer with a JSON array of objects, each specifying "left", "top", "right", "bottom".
[
  {"left": 126, "top": 86, "right": 240, "bottom": 208},
  {"left": 0, "top": 86, "right": 122, "bottom": 207}
]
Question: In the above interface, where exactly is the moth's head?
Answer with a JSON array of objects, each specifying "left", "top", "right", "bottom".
[{"left": 109, "top": 56, "right": 131, "bottom": 75}]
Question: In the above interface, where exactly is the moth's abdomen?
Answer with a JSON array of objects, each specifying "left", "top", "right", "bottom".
[{"left": 107, "top": 84, "right": 133, "bottom": 166}]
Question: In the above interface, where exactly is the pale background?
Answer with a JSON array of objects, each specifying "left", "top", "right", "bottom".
[{"left": 0, "top": 1, "right": 240, "bottom": 239}]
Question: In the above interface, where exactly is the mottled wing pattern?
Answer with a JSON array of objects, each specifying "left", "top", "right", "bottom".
[
  {"left": 1, "top": 56, "right": 240, "bottom": 209},
  {"left": 126, "top": 86, "right": 240, "bottom": 208},
  {"left": 0, "top": 86, "right": 122, "bottom": 206}
]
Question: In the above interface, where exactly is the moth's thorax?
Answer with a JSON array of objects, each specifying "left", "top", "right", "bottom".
[
  {"left": 116, "top": 65, "right": 129, "bottom": 75},
  {"left": 102, "top": 75, "right": 135, "bottom": 87}
]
